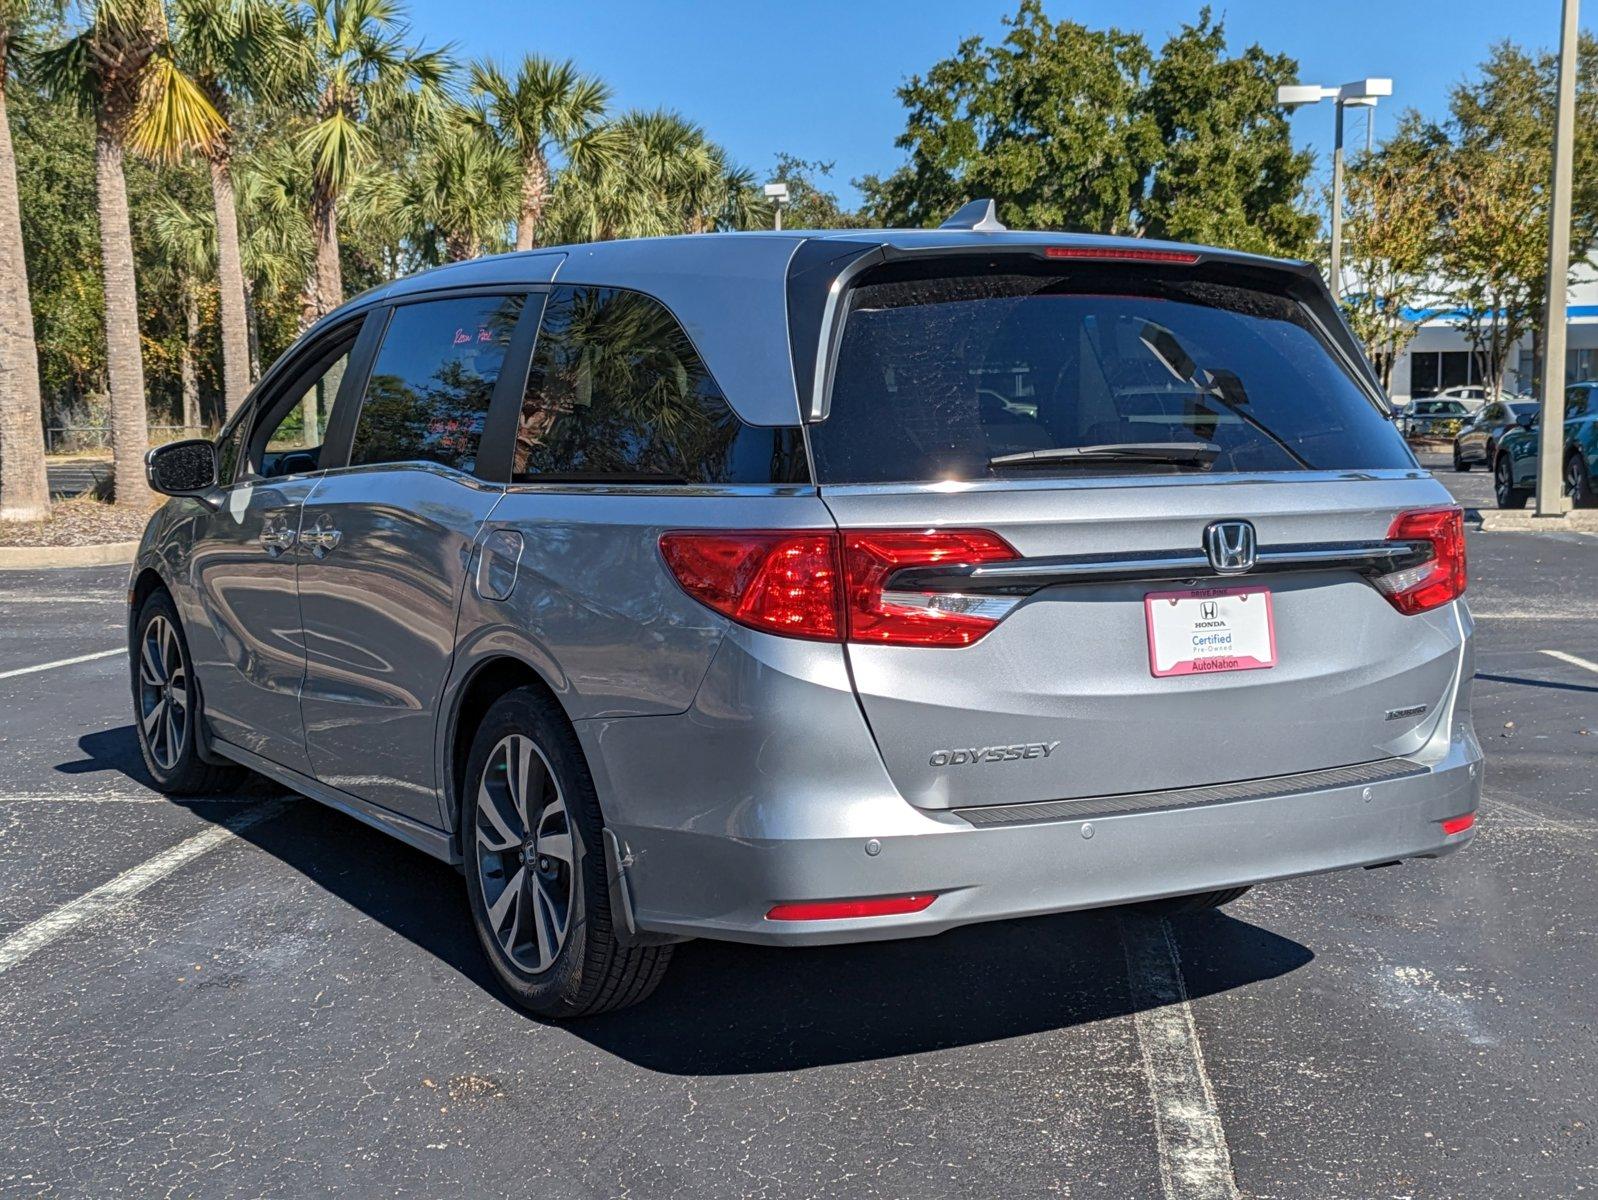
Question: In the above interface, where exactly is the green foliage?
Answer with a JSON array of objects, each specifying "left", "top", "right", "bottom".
[
  {"left": 769, "top": 154, "right": 867, "bottom": 230},
  {"left": 861, "top": 0, "right": 1312, "bottom": 255},
  {"left": 1139, "top": 10, "right": 1315, "bottom": 255}
]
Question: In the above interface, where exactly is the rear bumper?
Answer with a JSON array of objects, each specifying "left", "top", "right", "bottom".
[{"left": 579, "top": 628, "right": 1482, "bottom": 948}]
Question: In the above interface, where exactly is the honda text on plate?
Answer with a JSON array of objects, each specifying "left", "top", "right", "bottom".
[{"left": 130, "top": 201, "right": 1481, "bottom": 1018}]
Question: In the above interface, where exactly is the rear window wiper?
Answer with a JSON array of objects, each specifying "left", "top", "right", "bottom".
[{"left": 988, "top": 442, "right": 1221, "bottom": 469}]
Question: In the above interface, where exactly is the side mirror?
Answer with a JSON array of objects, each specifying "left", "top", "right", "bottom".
[
  {"left": 1516, "top": 411, "right": 1537, "bottom": 429},
  {"left": 145, "top": 438, "right": 219, "bottom": 497}
]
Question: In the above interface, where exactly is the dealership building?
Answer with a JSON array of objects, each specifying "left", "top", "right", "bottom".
[{"left": 1385, "top": 260, "right": 1598, "bottom": 402}]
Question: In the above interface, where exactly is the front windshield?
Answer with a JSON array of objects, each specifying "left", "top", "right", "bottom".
[{"left": 809, "top": 266, "right": 1413, "bottom": 485}]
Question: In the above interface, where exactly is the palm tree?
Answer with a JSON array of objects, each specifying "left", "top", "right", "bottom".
[
  {"left": 545, "top": 109, "right": 764, "bottom": 243},
  {"left": 351, "top": 113, "right": 516, "bottom": 265},
  {"left": 0, "top": 1, "right": 51, "bottom": 521},
  {"left": 149, "top": 193, "right": 214, "bottom": 430},
  {"left": 172, "top": 0, "right": 294, "bottom": 416},
  {"left": 38, "top": 0, "right": 224, "bottom": 507},
  {"left": 468, "top": 54, "right": 612, "bottom": 252},
  {"left": 291, "top": 0, "right": 449, "bottom": 327},
  {"left": 233, "top": 143, "right": 313, "bottom": 376}
]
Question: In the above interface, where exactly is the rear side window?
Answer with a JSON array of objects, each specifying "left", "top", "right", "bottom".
[
  {"left": 349, "top": 294, "right": 525, "bottom": 474},
  {"left": 513, "top": 285, "right": 807, "bottom": 485},
  {"left": 809, "top": 266, "right": 1412, "bottom": 484}
]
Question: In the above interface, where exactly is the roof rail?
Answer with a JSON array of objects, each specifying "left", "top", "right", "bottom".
[{"left": 938, "top": 199, "right": 1007, "bottom": 232}]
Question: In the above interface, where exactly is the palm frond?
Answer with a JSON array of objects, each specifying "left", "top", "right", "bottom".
[{"left": 128, "top": 50, "right": 227, "bottom": 161}]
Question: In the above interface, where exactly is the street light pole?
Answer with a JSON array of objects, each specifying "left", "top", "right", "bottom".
[
  {"left": 1276, "top": 79, "right": 1391, "bottom": 302},
  {"left": 1330, "top": 101, "right": 1347, "bottom": 300},
  {"left": 1536, "top": 0, "right": 1579, "bottom": 517}
]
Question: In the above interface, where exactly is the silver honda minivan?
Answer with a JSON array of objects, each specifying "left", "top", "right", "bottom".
[{"left": 131, "top": 203, "right": 1481, "bottom": 1018}]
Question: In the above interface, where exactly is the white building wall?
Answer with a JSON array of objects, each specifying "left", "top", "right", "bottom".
[{"left": 1387, "top": 260, "right": 1598, "bottom": 402}]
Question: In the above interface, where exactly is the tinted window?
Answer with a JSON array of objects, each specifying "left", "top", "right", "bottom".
[
  {"left": 810, "top": 266, "right": 1411, "bottom": 484},
  {"left": 514, "top": 285, "right": 807, "bottom": 485},
  {"left": 350, "top": 295, "right": 524, "bottom": 473}
]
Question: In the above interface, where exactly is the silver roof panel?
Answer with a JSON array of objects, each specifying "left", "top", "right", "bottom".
[{"left": 308, "top": 229, "right": 1332, "bottom": 427}]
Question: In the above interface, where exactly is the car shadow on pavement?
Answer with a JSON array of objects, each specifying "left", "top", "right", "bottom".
[{"left": 68, "top": 724, "right": 1315, "bottom": 1075}]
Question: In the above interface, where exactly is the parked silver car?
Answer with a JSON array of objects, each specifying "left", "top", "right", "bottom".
[{"left": 130, "top": 204, "right": 1482, "bottom": 1018}]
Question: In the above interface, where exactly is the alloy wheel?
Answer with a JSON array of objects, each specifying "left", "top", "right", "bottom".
[
  {"left": 137, "top": 614, "right": 188, "bottom": 771},
  {"left": 474, "top": 734, "right": 574, "bottom": 974},
  {"left": 1496, "top": 458, "right": 1513, "bottom": 507},
  {"left": 1565, "top": 456, "right": 1587, "bottom": 505}
]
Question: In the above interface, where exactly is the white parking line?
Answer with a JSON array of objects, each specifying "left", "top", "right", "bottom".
[
  {"left": 0, "top": 801, "right": 284, "bottom": 975},
  {"left": 1540, "top": 648, "right": 1598, "bottom": 675},
  {"left": 0, "top": 648, "right": 122, "bottom": 681},
  {"left": 1120, "top": 913, "right": 1241, "bottom": 1200}
]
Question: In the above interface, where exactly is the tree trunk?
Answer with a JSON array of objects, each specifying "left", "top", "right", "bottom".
[
  {"left": 208, "top": 151, "right": 251, "bottom": 417},
  {"left": 0, "top": 60, "right": 50, "bottom": 522},
  {"left": 515, "top": 153, "right": 550, "bottom": 252},
  {"left": 94, "top": 110, "right": 152, "bottom": 509},
  {"left": 302, "top": 187, "right": 342, "bottom": 330},
  {"left": 244, "top": 281, "right": 261, "bottom": 382},
  {"left": 180, "top": 285, "right": 200, "bottom": 431}
]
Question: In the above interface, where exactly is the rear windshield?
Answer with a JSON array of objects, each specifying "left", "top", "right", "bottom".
[{"left": 809, "top": 266, "right": 1411, "bottom": 484}]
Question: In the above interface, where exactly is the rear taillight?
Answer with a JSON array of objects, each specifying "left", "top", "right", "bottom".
[
  {"left": 841, "top": 529, "right": 1019, "bottom": 646},
  {"left": 658, "top": 531, "right": 841, "bottom": 641},
  {"left": 1375, "top": 507, "right": 1467, "bottom": 615},
  {"left": 658, "top": 528, "right": 1019, "bottom": 647}
]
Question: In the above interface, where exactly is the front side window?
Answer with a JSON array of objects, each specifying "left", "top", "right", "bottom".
[
  {"left": 513, "top": 285, "right": 807, "bottom": 485},
  {"left": 250, "top": 331, "right": 356, "bottom": 479},
  {"left": 349, "top": 294, "right": 525, "bottom": 474},
  {"left": 809, "top": 264, "right": 1413, "bottom": 484}
]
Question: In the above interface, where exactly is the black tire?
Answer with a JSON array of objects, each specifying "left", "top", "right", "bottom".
[
  {"left": 462, "top": 687, "right": 672, "bottom": 1019},
  {"left": 1495, "top": 453, "right": 1530, "bottom": 509},
  {"left": 1566, "top": 452, "right": 1595, "bottom": 509},
  {"left": 131, "top": 590, "right": 245, "bottom": 795},
  {"left": 1134, "top": 886, "right": 1252, "bottom": 916},
  {"left": 1452, "top": 444, "right": 1470, "bottom": 472}
]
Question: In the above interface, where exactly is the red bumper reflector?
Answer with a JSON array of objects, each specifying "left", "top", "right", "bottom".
[
  {"left": 1440, "top": 813, "right": 1476, "bottom": 836},
  {"left": 766, "top": 894, "right": 937, "bottom": 922}
]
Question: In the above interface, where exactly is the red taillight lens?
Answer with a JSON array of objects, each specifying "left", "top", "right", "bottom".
[
  {"left": 842, "top": 529, "right": 1020, "bottom": 646},
  {"left": 659, "top": 528, "right": 1019, "bottom": 647},
  {"left": 1440, "top": 813, "right": 1476, "bottom": 836},
  {"left": 766, "top": 894, "right": 937, "bottom": 921},
  {"left": 658, "top": 531, "right": 842, "bottom": 641},
  {"left": 1376, "top": 507, "right": 1467, "bottom": 615}
]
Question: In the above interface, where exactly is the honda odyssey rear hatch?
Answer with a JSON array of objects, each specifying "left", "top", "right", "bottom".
[{"left": 804, "top": 250, "right": 1467, "bottom": 811}]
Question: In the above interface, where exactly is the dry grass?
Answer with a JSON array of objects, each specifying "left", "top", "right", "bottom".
[{"left": 0, "top": 493, "right": 160, "bottom": 548}]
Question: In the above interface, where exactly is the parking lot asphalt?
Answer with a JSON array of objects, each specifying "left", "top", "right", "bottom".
[{"left": 0, "top": 466, "right": 1594, "bottom": 1199}]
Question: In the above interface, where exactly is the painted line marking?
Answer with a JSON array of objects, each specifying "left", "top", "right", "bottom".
[
  {"left": 1541, "top": 648, "right": 1598, "bottom": 675},
  {"left": 0, "top": 792, "right": 262, "bottom": 806},
  {"left": 0, "top": 595, "right": 117, "bottom": 604},
  {"left": 0, "top": 801, "right": 284, "bottom": 975},
  {"left": 1120, "top": 913, "right": 1240, "bottom": 1200},
  {"left": 0, "top": 648, "right": 121, "bottom": 681}
]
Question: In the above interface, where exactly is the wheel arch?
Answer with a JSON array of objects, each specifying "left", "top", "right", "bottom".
[
  {"left": 128, "top": 565, "right": 169, "bottom": 645},
  {"left": 443, "top": 654, "right": 581, "bottom": 855}
]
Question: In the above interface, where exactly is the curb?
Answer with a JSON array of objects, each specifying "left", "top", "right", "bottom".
[
  {"left": 0, "top": 540, "right": 139, "bottom": 569},
  {"left": 1478, "top": 511, "right": 1598, "bottom": 533}
]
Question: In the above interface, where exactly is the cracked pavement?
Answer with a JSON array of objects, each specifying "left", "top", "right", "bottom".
[{"left": 0, "top": 461, "right": 1594, "bottom": 1198}]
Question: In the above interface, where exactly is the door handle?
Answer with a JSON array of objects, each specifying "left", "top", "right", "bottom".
[
  {"left": 260, "top": 518, "right": 296, "bottom": 556},
  {"left": 301, "top": 520, "right": 342, "bottom": 558}
]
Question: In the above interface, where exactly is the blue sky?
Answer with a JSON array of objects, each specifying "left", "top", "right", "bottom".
[{"left": 406, "top": 0, "right": 1593, "bottom": 207}]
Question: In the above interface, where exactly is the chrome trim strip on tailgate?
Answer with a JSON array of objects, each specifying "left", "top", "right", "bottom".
[
  {"left": 954, "top": 758, "right": 1428, "bottom": 827},
  {"left": 893, "top": 540, "right": 1429, "bottom": 593}
]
